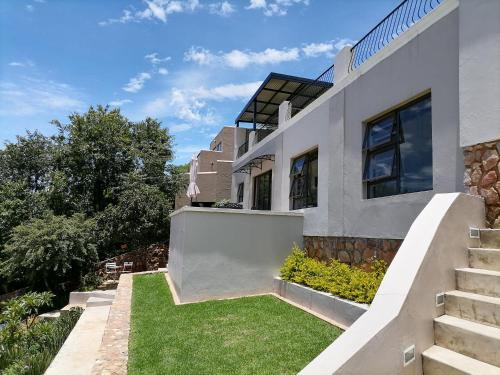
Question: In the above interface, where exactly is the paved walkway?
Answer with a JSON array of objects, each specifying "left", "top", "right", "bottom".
[
  {"left": 91, "top": 273, "right": 133, "bottom": 375},
  {"left": 45, "top": 305, "right": 111, "bottom": 375}
]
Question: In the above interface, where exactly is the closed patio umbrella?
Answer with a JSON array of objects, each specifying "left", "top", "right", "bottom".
[{"left": 186, "top": 154, "right": 200, "bottom": 202}]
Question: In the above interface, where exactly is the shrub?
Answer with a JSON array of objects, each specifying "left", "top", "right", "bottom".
[
  {"left": 279, "top": 244, "right": 387, "bottom": 304},
  {"left": 1, "top": 214, "right": 98, "bottom": 290},
  {"left": 213, "top": 199, "right": 243, "bottom": 209},
  {"left": 0, "top": 292, "right": 82, "bottom": 375}
]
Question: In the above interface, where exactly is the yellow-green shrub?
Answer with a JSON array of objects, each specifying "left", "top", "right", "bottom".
[{"left": 279, "top": 244, "right": 387, "bottom": 304}]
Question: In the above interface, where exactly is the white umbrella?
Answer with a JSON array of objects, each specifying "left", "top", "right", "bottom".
[{"left": 186, "top": 154, "right": 200, "bottom": 200}]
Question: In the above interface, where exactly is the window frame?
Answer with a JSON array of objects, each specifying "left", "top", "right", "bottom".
[
  {"left": 237, "top": 182, "right": 244, "bottom": 203},
  {"left": 363, "top": 93, "right": 432, "bottom": 199},
  {"left": 253, "top": 170, "right": 272, "bottom": 210},
  {"left": 289, "top": 148, "right": 318, "bottom": 210}
]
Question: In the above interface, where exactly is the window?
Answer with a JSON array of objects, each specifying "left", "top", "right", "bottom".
[
  {"left": 289, "top": 149, "right": 318, "bottom": 210},
  {"left": 213, "top": 142, "right": 222, "bottom": 151},
  {"left": 363, "top": 94, "right": 432, "bottom": 199},
  {"left": 237, "top": 183, "right": 244, "bottom": 203},
  {"left": 253, "top": 171, "right": 272, "bottom": 210}
]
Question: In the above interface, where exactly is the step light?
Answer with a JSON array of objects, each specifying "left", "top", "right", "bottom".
[
  {"left": 469, "top": 227, "right": 480, "bottom": 239},
  {"left": 403, "top": 345, "right": 416, "bottom": 367},
  {"left": 435, "top": 292, "right": 445, "bottom": 307}
]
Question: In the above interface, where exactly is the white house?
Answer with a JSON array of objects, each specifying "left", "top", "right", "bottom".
[{"left": 231, "top": 0, "right": 500, "bottom": 266}]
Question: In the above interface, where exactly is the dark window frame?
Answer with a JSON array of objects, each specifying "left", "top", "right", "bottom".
[
  {"left": 237, "top": 182, "right": 244, "bottom": 203},
  {"left": 363, "top": 93, "right": 432, "bottom": 199},
  {"left": 253, "top": 170, "right": 272, "bottom": 210},
  {"left": 289, "top": 148, "right": 318, "bottom": 210}
]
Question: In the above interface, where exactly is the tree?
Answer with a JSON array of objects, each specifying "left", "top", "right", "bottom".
[
  {"left": 0, "top": 182, "right": 48, "bottom": 249},
  {"left": 96, "top": 177, "right": 172, "bottom": 257},
  {"left": 52, "top": 106, "right": 134, "bottom": 214},
  {"left": 0, "top": 131, "right": 55, "bottom": 192},
  {"left": 1, "top": 214, "right": 98, "bottom": 290}
]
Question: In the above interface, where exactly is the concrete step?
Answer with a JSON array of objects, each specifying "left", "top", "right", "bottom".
[
  {"left": 422, "top": 345, "right": 500, "bottom": 375},
  {"left": 445, "top": 290, "right": 500, "bottom": 328},
  {"left": 456, "top": 268, "right": 500, "bottom": 298},
  {"left": 480, "top": 229, "right": 500, "bottom": 249},
  {"left": 85, "top": 296, "right": 113, "bottom": 307},
  {"left": 69, "top": 289, "right": 116, "bottom": 305},
  {"left": 434, "top": 315, "right": 500, "bottom": 367},
  {"left": 469, "top": 248, "right": 500, "bottom": 272}
]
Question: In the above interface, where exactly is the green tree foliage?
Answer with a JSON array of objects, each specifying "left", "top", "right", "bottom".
[
  {"left": 96, "top": 175, "right": 172, "bottom": 257},
  {"left": 1, "top": 214, "right": 98, "bottom": 290},
  {"left": 0, "top": 131, "right": 54, "bottom": 192},
  {"left": 0, "top": 105, "right": 184, "bottom": 292}
]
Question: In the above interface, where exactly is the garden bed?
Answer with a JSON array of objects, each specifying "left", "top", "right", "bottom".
[
  {"left": 273, "top": 277, "right": 368, "bottom": 329},
  {"left": 129, "top": 273, "right": 342, "bottom": 374}
]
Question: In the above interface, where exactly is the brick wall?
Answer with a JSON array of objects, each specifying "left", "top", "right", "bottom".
[
  {"left": 463, "top": 139, "right": 500, "bottom": 228},
  {"left": 304, "top": 236, "right": 402, "bottom": 268}
]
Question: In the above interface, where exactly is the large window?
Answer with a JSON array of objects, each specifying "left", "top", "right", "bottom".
[
  {"left": 253, "top": 171, "right": 272, "bottom": 210},
  {"left": 290, "top": 149, "right": 318, "bottom": 210},
  {"left": 363, "top": 94, "right": 432, "bottom": 199},
  {"left": 213, "top": 142, "right": 222, "bottom": 151},
  {"left": 237, "top": 183, "right": 244, "bottom": 203}
]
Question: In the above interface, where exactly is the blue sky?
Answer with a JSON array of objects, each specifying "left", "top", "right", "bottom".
[{"left": 0, "top": 0, "right": 400, "bottom": 164}]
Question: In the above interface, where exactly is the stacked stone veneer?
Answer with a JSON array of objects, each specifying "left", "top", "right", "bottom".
[
  {"left": 304, "top": 236, "right": 402, "bottom": 267},
  {"left": 464, "top": 140, "right": 500, "bottom": 228},
  {"left": 97, "top": 243, "right": 168, "bottom": 278}
]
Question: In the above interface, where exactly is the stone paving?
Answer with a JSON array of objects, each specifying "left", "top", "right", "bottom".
[{"left": 91, "top": 273, "right": 132, "bottom": 375}]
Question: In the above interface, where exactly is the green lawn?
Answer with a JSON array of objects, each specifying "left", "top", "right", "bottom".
[{"left": 128, "top": 274, "right": 343, "bottom": 375}]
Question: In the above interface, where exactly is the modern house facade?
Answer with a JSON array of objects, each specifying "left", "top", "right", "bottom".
[
  {"left": 174, "top": 126, "right": 235, "bottom": 209},
  {"left": 231, "top": 0, "right": 500, "bottom": 266},
  {"left": 169, "top": 0, "right": 500, "bottom": 372}
]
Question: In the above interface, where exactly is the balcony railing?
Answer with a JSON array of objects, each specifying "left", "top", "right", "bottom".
[
  {"left": 237, "top": 141, "right": 248, "bottom": 159},
  {"left": 349, "top": 0, "right": 444, "bottom": 71}
]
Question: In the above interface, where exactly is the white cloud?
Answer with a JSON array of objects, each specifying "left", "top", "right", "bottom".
[
  {"left": 0, "top": 78, "right": 85, "bottom": 117},
  {"left": 184, "top": 47, "right": 216, "bottom": 65},
  {"left": 123, "top": 72, "right": 152, "bottom": 93},
  {"left": 143, "top": 81, "right": 261, "bottom": 123},
  {"left": 184, "top": 46, "right": 300, "bottom": 69},
  {"left": 26, "top": 4, "right": 35, "bottom": 12},
  {"left": 184, "top": 38, "right": 355, "bottom": 69},
  {"left": 33, "top": 0, "right": 46, "bottom": 3},
  {"left": 246, "top": 0, "right": 309, "bottom": 16},
  {"left": 99, "top": 0, "right": 201, "bottom": 26},
  {"left": 169, "top": 123, "right": 193, "bottom": 133},
  {"left": 8, "top": 60, "right": 35, "bottom": 68},
  {"left": 158, "top": 67, "right": 169, "bottom": 75},
  {"left": 109, "top": 99, "right": 132, "bottom": 107},
  {"left": 145, "top": 52, "right": 171, "bottom": 65},
  {"left": 209, "top": 1, "right": 236, "bottom": 16},
  {"left": 302, "top": 42, "right": 334, "bottom": 57}
]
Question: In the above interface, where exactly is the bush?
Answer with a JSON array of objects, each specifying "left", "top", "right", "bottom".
[
  {"left": 1, "top": 214, "right": 98, "bottom": 290},
  {"left": 279, "top": 245, "right": 387, "bottom": 304},
  {"left": 213, "top": 199, "right": 243, "bottom": 209},
  {"left": 0, "top": 292, "right": 82, "bottom": 375}
]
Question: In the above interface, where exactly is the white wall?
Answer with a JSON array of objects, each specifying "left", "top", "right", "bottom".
[
  {"left": 232, "top": 1, "right": 468, "bottom": 240},
  {"left": 300, "top": 193, "right": 485, "bottom": 375},
  {"left": 459, "top": 0, "right": 500, "bottom": 147},
  {"left": 168, "top": 207, "right": 303, "bottom": 303}
]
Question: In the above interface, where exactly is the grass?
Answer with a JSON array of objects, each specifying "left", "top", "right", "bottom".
[{"left": 128, "top": 274, "right": 343, "bottom": 375}]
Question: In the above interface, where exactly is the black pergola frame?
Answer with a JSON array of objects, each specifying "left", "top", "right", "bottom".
[
  {"left": 233, "top": 154, "right": 275, "bottom": 174},
  {"left": 235, "top": 71, "right": 333, "bottom": 131}
]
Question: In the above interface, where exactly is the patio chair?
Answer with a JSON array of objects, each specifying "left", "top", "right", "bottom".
[
  {"left": 122, "top": 261, "right": 133, "bottom": 273},
  {"left": 105, "top": 262, "right": 118, "bottom": 280}
]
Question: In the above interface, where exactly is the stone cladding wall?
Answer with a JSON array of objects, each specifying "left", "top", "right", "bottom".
[
  {"left": 304, "top": 236, "right": 402, "bottom": 268},
  {"left": 463, "top": 140, "right": 500, "bottom": 228}
]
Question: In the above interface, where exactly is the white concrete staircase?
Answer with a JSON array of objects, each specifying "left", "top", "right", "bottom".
[{"left": 422, "top": 229, "right": 500, "bottom": 374}]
